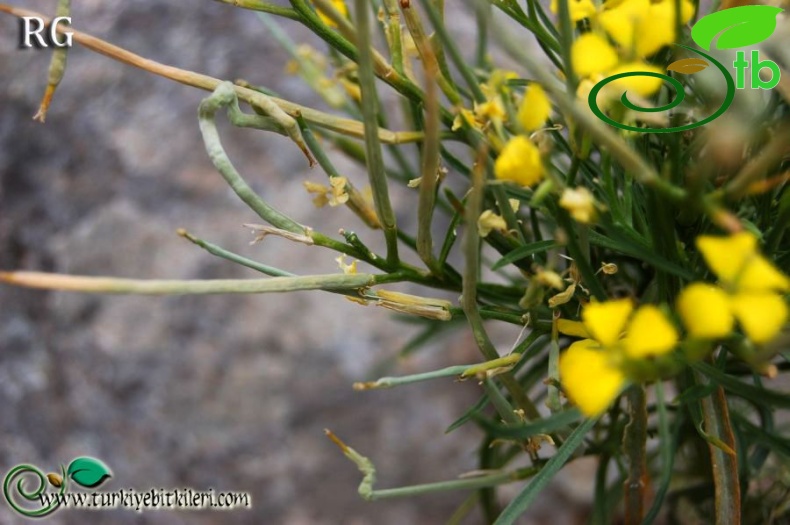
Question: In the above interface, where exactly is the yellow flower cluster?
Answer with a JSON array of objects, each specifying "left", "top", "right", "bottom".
[
  {"left": 558, "top": 300, "right": 678, "bottom": 415},
  {"left": 677, "top": 232, "right": 789, "bottom": 344},
  {"left": 558, "top": 232, "right": 788, "bottom": 416},
  {"left": 561, "top": 0, "right": 695, "bottom": 99},
  {"left": 493, "top": 84, "right": 551, "bottom": 187}
]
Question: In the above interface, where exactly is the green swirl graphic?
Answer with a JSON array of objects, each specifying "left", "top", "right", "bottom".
[
  {"left": 3, "top": 464, "right": 65, "bottom": 518},
  {"left": 588, "top": 45, "right": 736, "bottom": 133}
]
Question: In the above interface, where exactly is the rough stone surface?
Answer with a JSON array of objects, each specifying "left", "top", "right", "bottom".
[{"left": 0, "top": 2, "right": 587, "bottom": 524}]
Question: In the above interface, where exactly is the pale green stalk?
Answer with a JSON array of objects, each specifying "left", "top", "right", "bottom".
[
  {"left": 0, "top": 5, "right": 424, "bottom": 145},
  {"left": 199, "top": 82, "right": 306, "bottom": 233},
  {"left": 33, "top": 0, "right": 70, "bottom": 123},
  {"left": 353, "top": 0, "right": 399, "bottom": 267},
  {"left": 0, "top": 272, "right": 374, "bottom": 295},
  {"left": 416, "top": 57, "right": 443, "bottom": 275},
  {"left": 399, "top": 4, "right": 462, "bottom": 105},
  {"left": 463, "top": 149, "right": 541, "bottom": 420},
  {"left": 416, "top": 0, "right": 485, "bottom": 103},
  {"left": 326, "top": 430, "right": 541, "bottom": 501},
  {"left": 354, "top": 354, "right": 520, "bottom": 390}
]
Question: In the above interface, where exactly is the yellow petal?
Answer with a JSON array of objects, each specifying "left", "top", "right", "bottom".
[
  {"left": 623, "top": 305, "right": 679, "bottom": 358},
  {"left": 731, "top": 293, "right": 789, "bottom": 344},
  {"left": 557, "top": 319, "right": 592, "bottom": 339},
  {"left": 696, "top": 232, "right": 757, "bottom": 286},
  {"left": 518, "top": 84, "right": 552, "bottom": 133},
  {"left": 633, "top": 1, "right": 677, "bottom": 57},
  {"left": 560, "top": 339, "right": 626, "bottom": 416},
  {"left": 315, "top": 0, "right": 348, "bottom": 27},
  {"left": 494, "top": 136, "right": 545, "bottom": 187},
  {"left": 676, "top": 283, "right": 734, "bottom": 339},
  {"left": 598, "top": 0, "right": 650, "bottom": 50},
  {"left": 478, "top": 210, "right": 508, "bottom": 237},
  {"left": 560, "top": 186, "right": 597, "bottom": 224},
  {"left": 550, "top": 0, "right": 598, "bottom": 22},
  {"left": 582, "top": 298, "right": 633, "bottom": 346},
  {"left": 571, "top": 33, "right": 619, "bottom": 78},
  {"left": 609, "top": 62, "right": 665, "bottom": 97},
  {"left": 737, "top": 255, "right": 790, "bottom": 293}
]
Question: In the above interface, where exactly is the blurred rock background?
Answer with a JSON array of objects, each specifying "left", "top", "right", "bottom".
[{"left": 0, "top": 2, "right": 592, "bottom": 523}]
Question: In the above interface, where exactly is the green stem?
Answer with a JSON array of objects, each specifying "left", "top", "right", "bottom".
[
  {"left": 698, "top": 364, "right": 741, "bottom": 525},
  {"left": 0, "top": 271, "right": 375, "bottom": 295},
  {"left": 400, "top": 2, "right": 462, "bottom": 105},
  {"left": 213, "top": 0, "right": 299, "bottom": 19},
  {"left": 416, "top": 57, "right": 443, "bottom": 276},
  {"left": 198, "top": 82, "right": 306, "bottom": 233},
  {"left": 354, "top": 354, "right": 520, "bottom": 390},
  {"left": 353, "top": 0, "right": 399, "bottom": 267},
  {"left": 623, "top": 385, "right": 648, "bottom": 525},
  {"left": 463, "top": 149, "right": 541, "bottom": 420},
  {"left": 415, "top": 0, "right": 486, "bottom": 103}
]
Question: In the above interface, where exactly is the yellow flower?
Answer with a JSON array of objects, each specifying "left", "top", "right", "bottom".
[
  {"left": 315, "top": 0, "right": 348, "bottom": 28},
  {"left": 474, "top": 99, "right": 506, "bottom": 126},
  {"left": 696, "top": 232, "right": 789, "bottom": 293},
  {"left": 494, "top": 136, "right": 545, "bottom": 187},
  {"left": 558, "top": 299, "right": 679, "bottom": 415},
  {"left": 560, "top": 186, "right": 597, "bottom": 224},
  {"left": 518, "top": 84, "right": 552, "bottom": 133},
  {"left": 560, "top": 339, "right": 626, "bottom": 416},
  {"left": 598, "top": 0, "right": 695, "bottom": 57},
  {"left": 677, "top": 232, "right": 789, "bottom": 344},
  {"left": 452, "top": 107, "right": 479, "bottom": 132},
  {"left": 550, "top": 0, "right": 598, "bottom": 22},
  {"left": 608, "top": 62, "right": 665, "bottom": 97},
  {"left": 676, "top": 283, "right": 734, "bottom": 339},
  {"left": 571, "top": 33, "right": 619, "bottom": 78}
]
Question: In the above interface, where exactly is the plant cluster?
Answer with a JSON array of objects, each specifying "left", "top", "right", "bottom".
[{"left": 1, "top": 0, "right": 789, "bottom": 522}]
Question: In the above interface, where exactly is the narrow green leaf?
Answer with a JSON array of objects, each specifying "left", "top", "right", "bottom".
[
  {"left": 494, "top": 417, "right": 597, "bottom": 524},
  {"left": 693, "top": 362, "right": 790, "bottom": 409},
  {"left": 492, "top": 240, "right": 559, "bottom": 270},
  {"left": 588, "top": 229, "right": 695, "bottom": 280},
  {"left": 445, "top": 395, "right": 488, "bottom": 434},
  {"left": 733, "top": 414, "right": 790, "bottom": 459},
  {"left": 475, "top": 409, "right": 582, "bottom": 439},
  {"left": 674, "top": 383, "right": 717, "bottom": 405}
]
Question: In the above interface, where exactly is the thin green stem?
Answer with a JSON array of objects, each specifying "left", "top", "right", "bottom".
[
  {"left": 463, "top": 149, "right": 541, "bottom": 420},
  {"left": 198, "top": 82, "right": 306, "bottom": 233},
  {"left": 416, "top": 58, "right": 443, "bottom": 276},
  {"left": 213, "top": 0, "right": 299, "bottom": 19},
  {"left": 698, "top": 362, "right": 741, "bottom": 525},
  {"left": 623, "top": 385, "right": 648, "bottom": 525},
  {"left": 354, "top": 354, "right": 520, "bottom": 390},
  {"left": 353, "top": 0, "right": 399, "bottom": 267},
  {"left": 0, "top": 271, "right": 375, "bottom": 295},
  {"left": 416, "top": 0, "right": 486, "bottom": 103}
]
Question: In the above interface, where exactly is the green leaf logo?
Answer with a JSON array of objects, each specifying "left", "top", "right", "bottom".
[
  {"left": 691, "top": 5, "right": 784, "bottom": 51},
  {"left": 66, "top": 457, "right": 112, "bottom": 489}
]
